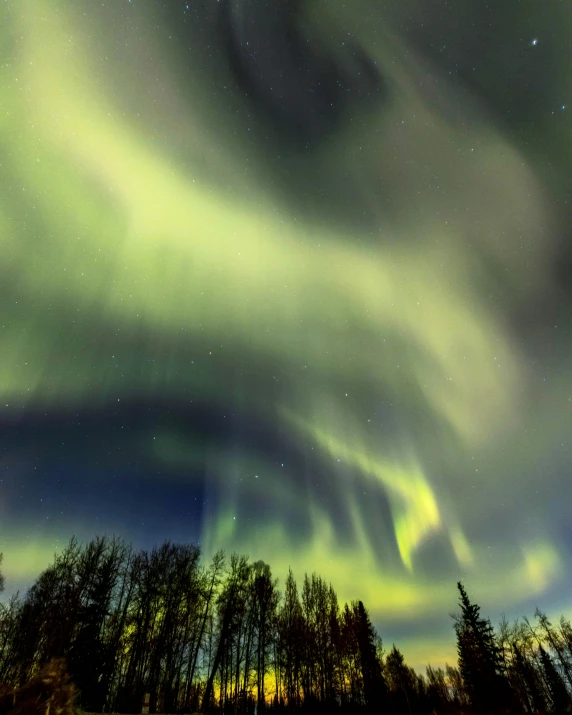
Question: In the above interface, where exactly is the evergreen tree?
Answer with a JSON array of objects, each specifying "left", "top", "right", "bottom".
[
  {"left": 454, "top": 581, "right": 514, "bottom": 714},
  {"left": 354, "top": 601, "right": 388, "bottom": 712},
  {"left": 385, "top": 645, "right": 413, "bottom": 715}
]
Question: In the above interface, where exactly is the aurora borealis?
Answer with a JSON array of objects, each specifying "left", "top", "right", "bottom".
[{"left": 1, "top": 0, "right": 572, "bottom": 670}]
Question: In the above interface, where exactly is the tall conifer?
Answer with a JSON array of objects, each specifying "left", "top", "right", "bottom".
[
  {"left": 355, "top": 601, "right": 387, "bottom": 712},
  {"left": 454, "top": 581, "right": 514, "bottom": 714}
]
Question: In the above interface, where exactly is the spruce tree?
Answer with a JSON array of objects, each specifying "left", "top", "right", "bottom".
[
  {"left": 354, "top": 601, "right": 388, "bottom": 712},
  {"left": 454, "top": 581, "right": 513, "bottom": 714},
  {"left": 386, "top": 645, "right": 414, "bottom": 715}
]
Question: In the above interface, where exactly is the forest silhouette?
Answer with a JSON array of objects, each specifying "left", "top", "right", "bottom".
[{"left": 0, "top": 538, "right": 570, "bottom": 715}]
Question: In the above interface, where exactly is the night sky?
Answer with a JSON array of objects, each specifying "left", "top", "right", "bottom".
[{"left": 1, "top": 0, "right": 572, "bottom": 670}]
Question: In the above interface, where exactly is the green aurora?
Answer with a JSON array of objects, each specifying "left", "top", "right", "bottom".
[{"left": 1, "top": 0, "right": 572, "bottom": 669}]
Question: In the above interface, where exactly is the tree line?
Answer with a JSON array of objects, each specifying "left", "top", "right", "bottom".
[{"left": 0, "top": 538, "right": 570, "bottom": 715}]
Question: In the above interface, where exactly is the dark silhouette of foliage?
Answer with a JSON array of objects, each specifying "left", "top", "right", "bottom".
[
  {"left": 426, "top": 665, "right": 453, "bottom": 713},
  {"left": 538, "top": 644, "right": 571, "bottom": 713},
  {"left": 1, "top": 537, "right": 571, "bottom": 715},
  {"left": 276, "top": 568, "right": 303, "bottom": 708},
  {"left": 454, "top": 582, "right": 515, "bottom": 714},
  {"left": 535, "top": 610, "right": 572, "bottom": 693},
  {"left": 385, "top": 645, "right": 415, "bottom": 715},
  {"left": 355, "top": 600, "right": 388, "bottom": 713},
  {"left": 0, "top": 658, "right": 77, "bottom": 715},
  {"left": 445, "top": 663, "right": 468, "bottom": 710},
  {"left": 511, "top": 642, "right": 548, "bottom": 714}
]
